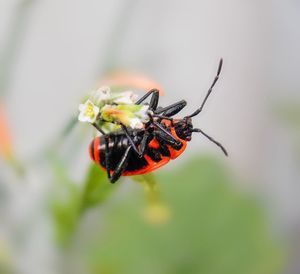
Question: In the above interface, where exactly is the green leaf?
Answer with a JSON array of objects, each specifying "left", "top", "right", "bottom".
[
  {"left": 132, "top": 174, "right": 171, "bottom": 225},
  {"left": 48, "top": 153, "right": 82, "bottom": 245},
  {"left": 0, "top": 241, "right": 12, "bottom": 274},
  {"left": 51, "top": 179, "right": 81, "bottom": 246},
  {"left": 84, "top": 155, "right": 285, "bottom": 274},
  {"left": 50, "top": 155, "right": 117, "bottom": 245}
]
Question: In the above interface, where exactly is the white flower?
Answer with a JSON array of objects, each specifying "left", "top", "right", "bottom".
[
  {"left": 113, "top": 91, "right": 138, "bottom": 104},
  {"left": 90, "top": 86, "right": 111, "bottom": 105},
  {"left": 78, "top": 99, "right": 100, "bottom": 123},
  {"left": 135, "top": 105, "right": 150, "bottom": 123},
  {"left": 129, "top": 118, "right": 144, "bottom": 129}
]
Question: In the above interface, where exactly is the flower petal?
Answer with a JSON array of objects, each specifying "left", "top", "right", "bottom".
[
  {"left": 129, "top": 118, "right": 144, "bottom": 129},
  {"left": 78, "top": 99, "right": 99, "bottom": 123},
  {"left": 90, "top": 86, "right": 111, "bottom": 105},
  {"left": 135, "top": 105, "right": 150, "bottom": 122},
  {"left": 113, "top": 91, "right": 137, "bottom": 104}
]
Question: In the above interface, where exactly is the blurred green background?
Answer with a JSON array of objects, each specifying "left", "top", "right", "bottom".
[{"left": 1, "top": 0, "right": 299, "bottom": 273}]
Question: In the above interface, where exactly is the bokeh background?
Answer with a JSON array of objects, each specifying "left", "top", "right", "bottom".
[{"left": 0, "top": 0, "right": 299, "bottom": 273}]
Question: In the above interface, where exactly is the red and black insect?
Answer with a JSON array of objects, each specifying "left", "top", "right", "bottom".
[{"left": 89, "top": 59, "right": 227, "bottom": 183}]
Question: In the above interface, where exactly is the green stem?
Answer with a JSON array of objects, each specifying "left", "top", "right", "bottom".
[{"left": 0, "top": 0, "right": 37, "bottom": 97}]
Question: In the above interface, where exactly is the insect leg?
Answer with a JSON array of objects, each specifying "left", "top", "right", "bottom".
[
  {"left": 92, "top": 122, "right": 106, "bottom": 135},
  {"left": 135, "top": 88, "right": 159, "bottom": 105},
  {"left": 135, "top": 88, "right": 159, "bottom": 112},
  {"left": 152, "top": 115, "right": 173, "bottom": 120},
  {"left": 138, "top": 130, "right": 153, "bottom": 156},
  {"left": 153, "top": 121, "right": 181, "bottom": 145},
  {"left": 152, "top": 114, "right": 174, "bottom": 125},
  {"left": 148, "top": 90, "right": 159, "bottom": 110},
  {"left": 110, "top": 146, "right": 132, "bottom": 183},
  {"left": 157, "top": 139, "right": 171, "bottom": 157},
  {"left": 186, "top": 58, "right": 223, "bottom": 118},
  {"left": 155, "top": 130, "right": 183, "bottom": 150},
  {"left": 154, "top": 100, "right": 187, "bottom": 117},
  {"left": 121, "top": 124, "right": 142, "bottom": 156},
  {"left": 146, "top": 147, "right": 162, "bottom": 162},
  {"left": 193, "top": 128, "right": 228, "bottom": 156}
]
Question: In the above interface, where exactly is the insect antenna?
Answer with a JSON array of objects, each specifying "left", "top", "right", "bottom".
[
  {"left": 192, "top": 128, "right": 228, "bottom": 156},
  {"left": 186, "top": 58, "right": 223, "bottom": 119}
]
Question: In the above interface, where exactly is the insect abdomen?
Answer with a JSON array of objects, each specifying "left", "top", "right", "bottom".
[{"left": 89, "top": 128, "right": 187, "bottom": 176}]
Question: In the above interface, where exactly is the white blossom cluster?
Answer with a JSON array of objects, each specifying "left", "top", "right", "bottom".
[{"left": 78, "top": 86, "right": 150, "bottom": 131}]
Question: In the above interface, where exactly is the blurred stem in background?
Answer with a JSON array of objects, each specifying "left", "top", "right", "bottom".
[
  {"left": 0, "top": 0, "right": 36, "bottom": 98},
  {"left": 0, "top": 103, "right": 23, "bottom": 175},
  {"left": 133, "top": 174, "right": 171, "bottom": 225},
  {"left": 0, "top": 239, "right": 12, "bottom": 274},
  {"left": 0, "top": 103, "right": 12, "bottom": 159},
  {"left": 275, "top": 100, "right": 300, "bottom": 155},
  {"left": 0, "top": 0, "right": 36, "bottom": 174},
  {"left": 97, "top": 0, "right": 139, "bottom": 74}
]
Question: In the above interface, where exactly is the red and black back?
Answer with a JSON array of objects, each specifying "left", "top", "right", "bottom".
[{"left": 89, "top": 121, "right": 188, "bottom": 176}]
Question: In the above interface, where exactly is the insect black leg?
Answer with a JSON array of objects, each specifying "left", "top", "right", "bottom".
[
  {"left": 152, "top": 114, "right": 174, "bottom": 125},
  {"left": 110, "top": 146, "right": 132, "bottom": 183},
  {"left": 148, "top": 90, "right": 159, "bottom": 110},
  {"left": 153, "top": 121, "right": 181, "bottom": 145},
  {"left": 186, "top": 58, "right": 223, "bottom": 118},
  {"left": 135, "top": 88, "right": 159, "bottom": 113},
  {"left": 138, "top": 130, "right": 153, "bottom": 156},
  {"left": 192, "top": 128, "right": 228, "bottom": 156},
  {"left": 146, "top": 147, "right": 162, "bottom": 162},
  {"left": 120, "top": 124, "right": 144, "bottom": 157},
  {"left": 152, "top": 115, "right": 173, "bottom": 120},
  {"left": 135, "top": 88, "right": 160, "bottom": 106},
  {"left": 92, "top": 122, "right": 106, "bottom": 135},
  {"left": 154, "top": 100, "right": 187, "bottom": 117},
  {"left": 155, "top": 130, "right": 183, "bottom": 150},
  {"left": 156, "top": 139, "right": 171, "bottom": 157}
]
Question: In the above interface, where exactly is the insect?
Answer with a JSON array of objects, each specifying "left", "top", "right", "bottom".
[{"left": 89, "top": 59, "right": 227, "bottom": 183}]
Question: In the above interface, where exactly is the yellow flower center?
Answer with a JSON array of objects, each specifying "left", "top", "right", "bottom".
[{"left": 84, "top": 102, "right": 95, "bottom": 119}]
